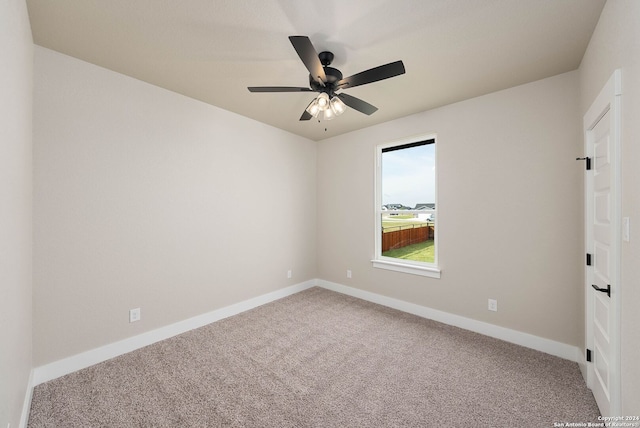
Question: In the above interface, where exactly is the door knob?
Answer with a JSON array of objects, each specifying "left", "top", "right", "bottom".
[{"left": 591, "top": 284, "right": 611, "bottom": 297}]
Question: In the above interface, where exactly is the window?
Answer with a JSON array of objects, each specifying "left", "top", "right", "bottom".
[{"left": 373, "top": 135, "right": 440, "bottom": 278}]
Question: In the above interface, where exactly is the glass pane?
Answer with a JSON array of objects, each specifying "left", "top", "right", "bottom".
[
  {"left": 381, "top": 213, "right": 435, "bottom": 263},
  {"left": 381, "top": 142, "right": 436, "bottom": 263}
]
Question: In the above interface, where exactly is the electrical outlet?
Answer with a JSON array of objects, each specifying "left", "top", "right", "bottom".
[
  {"left": 287, "top": 270, "right": 292, "bottom": 279},
  {"left": 488, "top": 299, "right": 498, "bottom": 312},
  {"left": 129, "top": 307, "right": 141, "bottom": 323},
  {"left": 347, "top": 269, "right": 352, "bottom": 278}
]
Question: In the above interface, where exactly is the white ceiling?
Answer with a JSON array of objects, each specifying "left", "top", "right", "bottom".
[{"left": 26, "top": 0, "right": 606, "bottom": 141}]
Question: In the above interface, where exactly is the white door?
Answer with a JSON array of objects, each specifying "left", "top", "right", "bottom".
[{"left": 584, "top": 70, "right": 621, "bottom": 417}]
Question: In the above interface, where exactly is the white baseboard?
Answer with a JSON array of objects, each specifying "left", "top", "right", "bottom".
[
  {"left": 317, "top": 279, "right": 581, "bottom": 363},
  {"left": 32, "top": 280, "right": 316, "bottom": 386},
  {"left": 19, "top": 369, "right": 34, "bottom": 428},
  {"left": 32, "top": 278, "right": 581, "bottom": 389}
]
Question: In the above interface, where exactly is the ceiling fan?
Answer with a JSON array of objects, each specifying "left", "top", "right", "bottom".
[{"left": 248, "top": 36, "right": 406, "bottom": 121}]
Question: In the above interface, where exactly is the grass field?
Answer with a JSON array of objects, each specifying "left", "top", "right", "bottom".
[
  {"left": 382, "top": 215, "right": 431, "bottom": 232},
  {"left": 382, "top": 239, "right": 435, "bottom": 263}
]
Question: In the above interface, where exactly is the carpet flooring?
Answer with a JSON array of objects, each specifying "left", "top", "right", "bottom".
[{"left": 28, "top": 287, "right": 600, "bottom": 427}]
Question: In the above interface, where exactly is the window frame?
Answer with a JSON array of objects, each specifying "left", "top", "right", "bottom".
[{"left": 372, "top": 134, "right": 441, "bottom": 279}]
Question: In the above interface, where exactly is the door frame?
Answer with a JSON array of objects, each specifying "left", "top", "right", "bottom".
[{"left": 583, "top": 69, "right": 622, "bottom": 416}]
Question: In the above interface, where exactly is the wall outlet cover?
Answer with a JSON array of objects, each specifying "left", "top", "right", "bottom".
[{"left": 129, "top": 308, "right": 141, "bottom": 323}]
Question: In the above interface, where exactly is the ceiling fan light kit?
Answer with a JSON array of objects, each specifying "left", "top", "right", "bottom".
[
  {"left": 305, "top": 92, "right": 346, "bottom": 121},
  {"left": 248, "top": 36, "right": 405, "bottom": 122}
]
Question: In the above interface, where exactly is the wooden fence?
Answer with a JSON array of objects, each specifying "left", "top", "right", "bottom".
[{"left": 382, "top": 224, "right": 434, "bottom": 252}]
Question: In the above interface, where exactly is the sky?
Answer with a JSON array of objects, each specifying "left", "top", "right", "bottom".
[{"left": 381, "top": 144, "right": 435, "bottom": 207}]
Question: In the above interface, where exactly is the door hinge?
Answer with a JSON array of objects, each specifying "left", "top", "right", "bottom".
[
  {"left": 586, "top": 253, "right": 592, "bottom": 266},
  {"left": 586, "top": 349, "right": 592, "bottom": 362},
  {"left": 576, "top": 157, "right": 592, "bottom": 170}
]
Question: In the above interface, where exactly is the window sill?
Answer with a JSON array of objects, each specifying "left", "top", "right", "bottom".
[{"left": 371, "top": 259, "right": 441, "bottom": 279}]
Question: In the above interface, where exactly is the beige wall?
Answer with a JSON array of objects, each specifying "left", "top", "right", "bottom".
[
  {"left": 579, "top": 0, "right": 640, "bottom": 415},
  {"left": 0, "top": 0, "right": 33, "bottom": 426},
  {"left": 22, "top": 0, "right": 640, "bottom": 415},
  {"left": 33, "top": 47, "right": 317, "bottom": 366},
  {"left": 317, "top": 71, "right": 583, "bottom": 346}
]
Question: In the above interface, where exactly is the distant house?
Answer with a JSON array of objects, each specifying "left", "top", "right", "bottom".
[
  {"left": 386, "top": 203, "right": 406, "bottom": 210},
  {"left": 414, "top": 203, "right": 435, "bottom": 210}
]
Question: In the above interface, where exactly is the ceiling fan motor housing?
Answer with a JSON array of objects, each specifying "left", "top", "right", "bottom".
[{"left": 310, "top": 52, "right": 342, "bottom": 94}]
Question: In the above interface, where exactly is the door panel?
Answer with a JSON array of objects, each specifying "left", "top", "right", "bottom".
[
  {"left": 584, "top": 69, "right": 621, "bottom": 417},
  {"left": 587, "top": 107, "right": 616, "bottom": 416},
  {"left": 594, "top": 168, "right": 610, "bottom": 191},
  {"left": 594, "top": 243, "right": 609, "bottom": 277},
  {"left": 594, "top": 342, "right": 610, "bottom": 397},
  {"left": 595, "top": 194, "right": 610, "bottom": 223},
  {"left": 594, "top": 296, "right": 608, "bottom": 335},
  {"left": 594, "top": 224, "right": 610, "bottom": 246}
]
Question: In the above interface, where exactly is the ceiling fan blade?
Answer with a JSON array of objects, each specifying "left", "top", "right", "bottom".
[
  {"left": 299, "top": 110, "right": 313, "bottom": 121},
  {"left": 336, "top": 93, "right": 378, "bottom": 115},
  {"left": 336, "top": 60, "right": 405, "bottom": 90},
  {"left": 248, "top": 86, "right": 313, "bottom": 92},
  {"left": 289, "top": 36, "right": 327, "bottom": 85},
  {"left": 299, "top": 98, "right": 316, "bottom": 121}
]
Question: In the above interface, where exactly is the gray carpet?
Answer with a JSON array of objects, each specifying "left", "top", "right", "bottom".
[{"left": 28, "top": 287, "right": 600, "bottom": 427}]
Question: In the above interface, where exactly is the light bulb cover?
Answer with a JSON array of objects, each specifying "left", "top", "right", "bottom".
[
  {"left": 323, "top": 106, "right": 336, "bottom": 120},
  {"left": 330, "top": 96, "right": 346, "bottom": 116},
  {"left": 316, "top": 93, "right": 330, "bottom": 111},
  {"left": 306, "top": 99, "right": 320, "bottom": 117}
]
